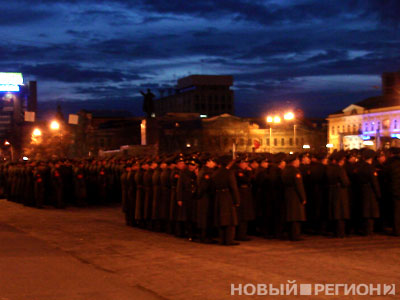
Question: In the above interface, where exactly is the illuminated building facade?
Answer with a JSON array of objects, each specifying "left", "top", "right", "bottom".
[
  {"left": 154, "top": 75, "right": 234, "bottom": 117},
  {"left": 0, "top": 72, "right": 37, "bottom": 158},
  {"left": 327, "top": 70, "right": 400, "bottom": 150}
]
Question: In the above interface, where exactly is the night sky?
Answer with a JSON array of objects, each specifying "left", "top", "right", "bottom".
[{"left": 1, "top": 0, "right": 399, "bottom": 118}]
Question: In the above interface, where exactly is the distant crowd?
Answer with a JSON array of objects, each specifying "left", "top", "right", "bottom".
[{"left": 1, "top": 147, "right": 400, "bottom": 245}]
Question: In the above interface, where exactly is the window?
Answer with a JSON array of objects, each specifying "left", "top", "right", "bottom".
[
  {"left": 353, "top": 124, "right": 356, "bottom": 133},
  {"left": 281, "top": 138, "right": 285, "bottom": 146},
  {"left": 365, "top": 123, "right": 368, "bottom": 132},
  {"left": 342, "top": 125, "right": 345, "bottom": 132},
  {"left": 337, "top": 126, "right": 340, "bottom": 133},
  {"left": 347, "top": 125, "right": 350, "bottom": 132},
  {"left": 274, "top": 138, "right": 277, "bottom": 146},
  {"left": 377, "top": 121, "right": 381, "bottom": 130},
  {"left": 296, "top": 138, "right": 299, "bottom": 145},
  {"left": 395, "top": 120, "right": 398, "bottom": 129},
  {"left": 332, "top": 126, "right": 335, "bottom": 135},
  {"left": 289, "top": 138, "right": 293, "bottom": 145},
  {"left": 371, "top": 122, "right": 374, "bottom": 131},
  {"left": 267, "top": 138, "right": 270, "bottom": 146}
]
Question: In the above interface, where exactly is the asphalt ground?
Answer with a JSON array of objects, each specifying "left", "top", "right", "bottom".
[{"left": 0, "top": 199, "right": 399, "bottom": 300}]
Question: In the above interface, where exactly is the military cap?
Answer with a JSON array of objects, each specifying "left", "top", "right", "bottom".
[
  {"left": 187, "top": 155, "right": 200, "bottom": 166},
  {"left": 272, "top": 152, "right": 286, "bottom": 164},
  {"left": 217, "top": 155, "right": 233, "bottom": 166},
  {"left": 361, "top": 148, "right": 376, "bottom": 160},
  {"left": 285, "top": 153, "right": 298, "bottom": 163},
  {"left": 389, "top": 147, "right": 400, "bottom": 156},
  {"left": 335, "top": 150, "right": 346, "bottom": 162}
]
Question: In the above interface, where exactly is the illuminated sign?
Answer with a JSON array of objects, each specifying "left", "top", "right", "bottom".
[
  {"left": 0, "top": 84, "right": 19, "bottom": 92},
  {"left": 391, "top": 134, "right": 400, "bottom": 139},
  {"left": 0, "top": 72, "right": 23, "bottom": 85},
  {"left": 360, "top": 135, "right": 371, "bottom": 140}
]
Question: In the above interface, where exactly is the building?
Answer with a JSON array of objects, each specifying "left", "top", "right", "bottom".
[
  {"left": 327, "top": 70, "right": 400, "bottom": 150},
  {"left": 0, "top": 72, "right": 37, "bottom": 159},
  {"left": 74, "top": 110, "right": 142, "bottom": 157},
  {"left": 143, "top": 113, "right": 327, "bottom": 154},
  {"left": 154, "top": 75, "right": 234, "bottom": 117}
]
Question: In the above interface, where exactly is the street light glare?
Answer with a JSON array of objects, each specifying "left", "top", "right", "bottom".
[
  {"left": 50, "top": 120, "right": 60, "bottom": 130},
  {"left": 266, "top": 116, "right": 273, "bottom": 123},
  {"left": 284, "top": 112, "right": 294, "bottom": 120},
  {"left": 32, "top": 128, "right": 42, "bottom": 137},
  {"left": 274, "top": 116, "right": 281, "bottom": 123}
]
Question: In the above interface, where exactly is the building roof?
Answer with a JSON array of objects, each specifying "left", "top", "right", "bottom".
[{"left": 177, "top": 75, "right": 233, "bottom": 89}]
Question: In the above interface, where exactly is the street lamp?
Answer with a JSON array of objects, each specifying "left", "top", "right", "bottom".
[
  {"left": 284, "top": 112, "right": 294, "bottom": 120},
  {"left": 32, "top": 128, "right": 42, "bottom": 137},
  {"left": 50, "top": 120, "right": 60, "bottom": 130}
]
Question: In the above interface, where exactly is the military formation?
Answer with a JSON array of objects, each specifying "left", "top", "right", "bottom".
[{"left": 1, "top": 147, "right": 400, "bottom": 245}]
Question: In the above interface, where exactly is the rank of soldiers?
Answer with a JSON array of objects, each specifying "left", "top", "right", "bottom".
[{"left": 1, "top": 147, "right": 399, "bottom": 245}]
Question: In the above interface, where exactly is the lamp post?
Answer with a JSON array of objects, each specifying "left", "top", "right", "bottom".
[
  {"left": 50, "top": 120, "right": 62, "bottom": 156},
  {"left": 266, "top": 115, "right": 281, "bottom": 153},
  {"left": 284, "top": 111, "right": 297, "bottom": 151}
]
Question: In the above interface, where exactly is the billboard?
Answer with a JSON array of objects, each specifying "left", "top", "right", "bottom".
[{"left": 0, "top": 72, "right": 23, "bottom": 92}]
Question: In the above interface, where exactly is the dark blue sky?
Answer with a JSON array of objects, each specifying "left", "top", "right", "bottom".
[{"left": 1, "top": 0, "right": 399, "bottom": 118}]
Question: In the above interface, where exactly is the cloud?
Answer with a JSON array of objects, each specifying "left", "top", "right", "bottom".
[{"left": 20, "top": 63, "right": 143, "bottom": 83}]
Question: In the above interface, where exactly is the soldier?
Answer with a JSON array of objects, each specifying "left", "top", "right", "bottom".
[
  {"left": 176, "top": 155, "right": 198, "bottom": 240},
  {"left": 210, "top": 155, "right": 240, "bottom": 246},
  {"left": 74, "top": 162, "right": 87, "bottom": 206},
  {"left": 357, "top": 149, "right": 381, "bottom": 236},
  {"left": 271, "top": 153, "right": 286, "bottom": 238},
  {"left": 375, "top": 150, "right": 390, "bottom": 231},
  {"left": 135, "top": 159, "right": 147, "bottom": 228},
  {"left": 151, "top": 158, "right": 162, "bottom": 231},
  {"left": 308, "top": 152, "right": 328, "bottom": 234},
  {"left": 169, "top": 155, "right": 183, "bottom": 235},
  {"left": 254, "top": 155, "right": 272, "bottom": 237},
  {"left": 120, "top": 163, "right": 131, "bottom": 224},
  {"left": 51, "top": 162, "right": 65, "bottom": 208},
  {"left": 386, "top": 147, "right": 400, "bottom": 236},
  {"left": 234, "top": 156, "right": 255, "bottom": 241},
  {"left": 281, "top": 154, "right": 307, "bottom": 241},
  {"left": 326, "top": 151, "right": 350, "bottom": 237},
  {"left": 196, "top": 155, "right": 217, "bottom": 243},
  {"left": 127, "top": 161, "right": 139, "bottom": 226},
  {"left": 143, "top": 159, "right": 157, "bottom": 229},
  {"left": 157, "top": 157, "right": 172, "bottom": 232}
]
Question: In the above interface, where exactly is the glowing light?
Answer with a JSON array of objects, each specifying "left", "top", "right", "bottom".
[
  {"left": 326, "top": 144, "right": 334, "bottom": 148},
  {"left": 32, "top": 128, "right": 42, "bottom": 137},
  {"left": 4, "top": 141, "right": 10, "bottom": 146},
  {"left": 289, "top": 151, "right": 293, "bottom": 154},
  {"left": 0, "top": 84, "right": 19, "bottom": 92},
  {"left": 266, "top": 116, "right": 273, "bottom": 123},
  {"left": 303, "top": 144, "right": 311, "bottom": 149},
  {"left": 273, "top": 116, "right": 281, "bottom": 123},
  {"left": 361, "top": 135, "right": 371, "bottom": 140},
  {"left": 50, "top": 120, "right": 60, "bottom": 130},
  {"left": 363, "top": 141, "right": 374, "bottom": 146},
  {"left": 0, "top": 72, "right": 23, "bottom": 85},
  {"left": 22, "top": 156, "right": 29, "bottom": 161},
  {"left": 391, "top": 134, "right": 400, "bottom": 139},
  {"left": 284, "top": 112, "right": 295, "bottom": 120},
  {"left": 200, "top": 114, "right": 208, "bottom": 118},
  {"left": 186, "top": 143, "right": 191, "bottom": 148}
]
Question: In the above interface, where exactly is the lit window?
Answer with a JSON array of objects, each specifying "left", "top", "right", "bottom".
[
  {"left": 395, "top": 120, "right": 398, "bottom": 129},
  {"left": 365, "top": 123, "right": 368, "bottom": 131},
  {"left": 332, "top": 126, "right": 335, "bottom": 135}
]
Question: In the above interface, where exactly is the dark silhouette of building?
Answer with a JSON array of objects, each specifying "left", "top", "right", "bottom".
[{"left": 154, "top": 75, "right": 234, "bottom": 117}]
